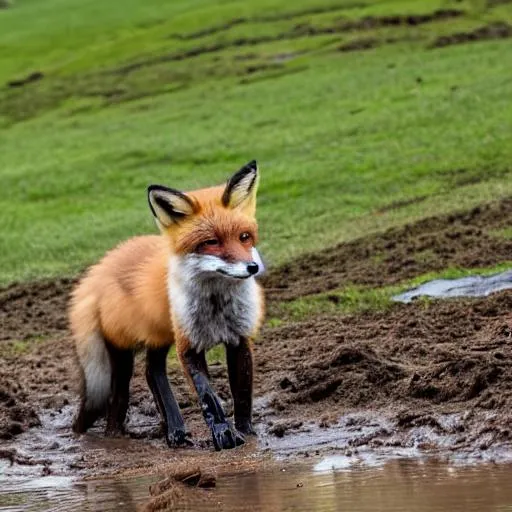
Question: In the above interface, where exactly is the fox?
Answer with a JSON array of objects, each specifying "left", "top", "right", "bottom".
[{"left": 69, "top": 160, "right": 265, "bottom": 451}]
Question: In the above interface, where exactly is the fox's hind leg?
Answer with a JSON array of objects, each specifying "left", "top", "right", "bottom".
[
  {"left": 105, "top": 343, "right": 134, "bottom": 436},
  {"left": 146, "top": 345, "right": 191, "bottom": 447}
]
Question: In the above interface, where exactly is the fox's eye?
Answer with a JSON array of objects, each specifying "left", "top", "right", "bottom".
[
  {"left": 197, "top": 239, "right": 219, "bottom": 251},
  {"left": 240, "top": 232, "right": 252, "bottom": 243}
]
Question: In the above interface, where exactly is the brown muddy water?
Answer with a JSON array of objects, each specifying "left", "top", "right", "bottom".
[{"left": 1, "top": 458, "right": 512, "bottom": 511}]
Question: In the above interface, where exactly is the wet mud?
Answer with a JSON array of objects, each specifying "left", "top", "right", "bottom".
[{"left": 1, "top": 198, "right": 512, "bottom": 482}]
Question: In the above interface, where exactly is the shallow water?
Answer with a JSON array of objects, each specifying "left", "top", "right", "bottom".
[
  {"left": 2, "top": 459, "right": 512, "bottom": 512},
  {"left": 393, "top": 270, "right": 512, "bottom": 303}
]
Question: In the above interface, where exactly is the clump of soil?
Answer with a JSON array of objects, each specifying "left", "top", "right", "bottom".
[{"left": 262, "top": 199, "right": 512, "bottom": 301}]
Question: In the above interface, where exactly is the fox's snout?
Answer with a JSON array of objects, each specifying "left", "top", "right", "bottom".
[
  {"left": 184, "top": 247, "right": 264, "bottom": 281},
  {"left": 215, "top": 249, "right": 264, "bottom": 280},
  {"left": 218, "top": 259, "right": 259, "bottom": 279}
]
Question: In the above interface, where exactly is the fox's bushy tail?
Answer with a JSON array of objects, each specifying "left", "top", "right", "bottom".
[{"left": 69, "top": 288, "right": 111, "bottom": 431}]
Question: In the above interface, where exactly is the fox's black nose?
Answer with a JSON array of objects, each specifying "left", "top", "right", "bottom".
[{"left": 247, "top": 262, "right": 259, "bottom": 275}]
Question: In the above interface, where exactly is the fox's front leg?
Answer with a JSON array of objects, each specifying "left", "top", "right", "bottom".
[
  {"left": 226, "top": 337, "right": 255, "bottom": 435},
  {"left": 179, "top": 342, "right": 245, "bottom": 451},
  {"left": 146, "top": 345, "right": 191, "bottom": 447}
]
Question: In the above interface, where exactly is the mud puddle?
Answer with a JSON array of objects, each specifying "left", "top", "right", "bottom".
[
  {"left": 394, "top": 269, "right": 512, "bottom": 302},
  {"left": 3, "top": 458, "right": 512, "bottom": 512}
]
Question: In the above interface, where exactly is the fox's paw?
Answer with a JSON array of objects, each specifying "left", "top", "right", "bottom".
[
  {"left": 211, "top": 423, "right": 245, "bottom": 451},
  {"left": 235, "top": 418, "right": 256, "bottom": 436},
  {"left": 166, "top": 429, "right": 193, "bottom": 448}
]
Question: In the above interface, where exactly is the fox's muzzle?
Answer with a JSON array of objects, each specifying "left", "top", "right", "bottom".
[
  {"left": 217, "top": 261, "right": 258, "bottom": 280},
  {"left": 183, "top": 249, "right": 265, "bottom": 280}
]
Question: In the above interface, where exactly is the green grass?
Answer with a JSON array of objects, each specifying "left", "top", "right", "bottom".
[
  {"left": 270, "top": 285, "right": 398, "bottom": 321},
  {"left": 490, "top": 227, "right": 512, "bottom": 240},
  {"left": 1, "top": 0, "right": 512, "bottom": 285},
  {"left": 0, "top": 335, "right": 47, "bottom": 355}
]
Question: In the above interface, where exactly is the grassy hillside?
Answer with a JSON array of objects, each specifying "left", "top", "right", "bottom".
[{"left": 1, "top": 0, "right": 512, "bottom": 285}]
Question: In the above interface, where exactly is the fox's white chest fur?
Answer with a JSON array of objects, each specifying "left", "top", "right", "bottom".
[{"left": 168, "top": 255, "right": 261, "bottom": 353}]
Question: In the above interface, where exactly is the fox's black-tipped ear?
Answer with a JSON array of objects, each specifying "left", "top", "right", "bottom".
[
  {"left": 222, "top": 160, "right": 259, "bottom": 215},
  {"left": 148, "top": 185, "right": 196, "bottom": 228}
]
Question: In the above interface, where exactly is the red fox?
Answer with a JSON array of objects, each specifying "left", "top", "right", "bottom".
[{"left": 69, "top": 161, "right": 265, "bottom": 450}]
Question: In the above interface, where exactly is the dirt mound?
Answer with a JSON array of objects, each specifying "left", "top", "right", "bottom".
[
  {"left": 262, "top": 198, "right": 512, "bottom": 300},
  {"left": 258, "top": 292, "right": 512, "bottom": 430}
]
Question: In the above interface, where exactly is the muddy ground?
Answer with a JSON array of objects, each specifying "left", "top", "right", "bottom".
[{"left": 1, "top": 198, "right": 512, "bottom": 481}]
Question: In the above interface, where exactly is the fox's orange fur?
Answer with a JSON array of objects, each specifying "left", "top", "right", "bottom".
[
  {"left": 70, "top": 236, "right": 171, "bottom": 350},
  {"left": 70, "top": 161, "right": 264, "bottom": 450}
]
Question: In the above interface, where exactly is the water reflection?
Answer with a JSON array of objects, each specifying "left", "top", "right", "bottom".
[
  {"left": 212, "top": 460, "right": 512, "bottom": 512},
  {"left": 393, "top": 270, "right": 512, "bottom": 303},
  {"left": 1, "top": 459, "right": 512, "bottom": 512}
]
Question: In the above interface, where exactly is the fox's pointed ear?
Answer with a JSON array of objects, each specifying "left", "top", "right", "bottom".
[
  {"left": 148, "top": 185, "right": 196, "bottom": 228},
  {"left": 222, "top": 160, "right": 259, "bottom": 215}
]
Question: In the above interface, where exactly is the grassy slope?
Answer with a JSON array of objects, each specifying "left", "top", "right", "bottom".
[{"left": 1, "top": 0, "right": 512, "bottom": 285}]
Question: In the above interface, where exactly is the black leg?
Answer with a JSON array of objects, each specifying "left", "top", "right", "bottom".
[
  {"left": 183, "top": 348, "right": 245, "bottom": 451},
  {"left": 146, "top": 346, "right": 191, "bottom": 447},
  {"left": 105, "top": 343, "right": 134, "bottom": 436},
  {"left": 226, "top": 338, "right": 255, "bottom": 435}
]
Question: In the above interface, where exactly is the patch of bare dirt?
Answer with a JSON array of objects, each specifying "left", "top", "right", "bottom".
[
  {"left": 1, "top": 197, "right": 512, "bottom": 475},
  {"left": 0, "top": 277, "right": 73, "bottom": 341},
  {"left": 262, "top": 198, "right": 512, "bottom": 301},
  {"left": 260, "top": 293, "right": 512, "bottom": 414},
  {"left": 431, "top": 21, "right": 512, "bottom": 48}
]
